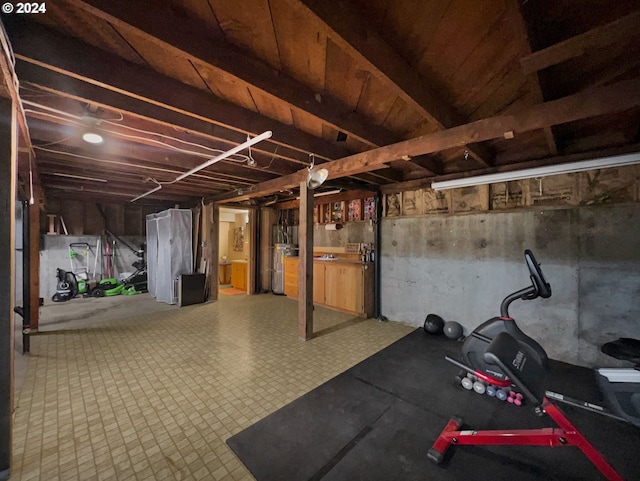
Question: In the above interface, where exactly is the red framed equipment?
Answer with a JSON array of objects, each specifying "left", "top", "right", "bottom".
[{"left": 429, "top": 332, "right": 626, "bottom": 481}]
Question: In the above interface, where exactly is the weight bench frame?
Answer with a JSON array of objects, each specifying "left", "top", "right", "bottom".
[{"left": 429, "top": 332, "right": 625, "bottom": 481}]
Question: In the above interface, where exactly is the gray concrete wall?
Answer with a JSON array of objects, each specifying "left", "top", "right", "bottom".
[
  {"left": 381, "top": 204, "right": 640, "bottom": 367},
  {"left": 313, "top": 220, "right": 375, "bottom": 247},
  {"left": 40, "top": 235, "right": 145, "bottom": 299}
]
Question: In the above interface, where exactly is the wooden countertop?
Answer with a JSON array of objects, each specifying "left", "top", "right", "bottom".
[{"left": 286, "top": 256, "right": 373, "bottom": 266}]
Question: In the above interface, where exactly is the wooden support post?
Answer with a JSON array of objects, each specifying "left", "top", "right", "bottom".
[
  {"left": 28, "top": 193, "right": 40, "bottom": 331},
  {"left": 298, "top": 180, "right": 314, "bottom": 340},
  {"left": 248, "top": 209, "right": 256, "bottom": 294},
  {"left": 0, "top": 97, "right": 16, "bottom": 479},
  {"left": 208, "top": 203, "right": 219, "bottom": 301}
]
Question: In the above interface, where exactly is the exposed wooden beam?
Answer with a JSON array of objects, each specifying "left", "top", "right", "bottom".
[
  {"left": 6, "top": 19, "right": 351, "bottom": 163},
  {"left": 288, "top": 0, "right": 494, "bottom": 167},
  {"left": 212, "top": 78, "right": 640, "bottom": 202},
  {"left": 381, "top": 143, "right": 640, "bottom": 194},
  {"left": 520, "top": 10, "right": 640, "bottom": 75},
  {"left": 63, "top": 0, "right": 398, "bottom": 148},
  {"left": 508, "top": 0, "right": 558, "bottom": 155},
  {"left": 0, "top": 22, "right": 41, "bottom": 203},
  {"left": 297, "top": 180, "right": 314, "bottom": 341},
  {"left": 0, "top": 96, "right": 15, "bottom": 475}
]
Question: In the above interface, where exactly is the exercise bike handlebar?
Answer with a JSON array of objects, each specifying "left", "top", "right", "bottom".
[
  {"left": 499, "top": 250, "right": 552, "bottom": 318},
  {"left": 524, "top": 249, "right": 551, "bottom": 299}
]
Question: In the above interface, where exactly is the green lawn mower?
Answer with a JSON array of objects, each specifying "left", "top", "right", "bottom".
[{"left": 91, "top": 260, "right": 148, "bottom": 297}]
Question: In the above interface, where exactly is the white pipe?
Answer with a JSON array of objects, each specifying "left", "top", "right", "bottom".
[
  {"left": 130, "top": 185, "right": 162, "bottom": 202},
  {"left": 130, "top": 130, "right": 273, "bottom": 202},
  {"left": 175, "top": 130, "right": 272, "bottom": 181}
]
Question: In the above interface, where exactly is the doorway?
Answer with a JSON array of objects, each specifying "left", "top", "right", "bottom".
[{"left": 218, "top": 207, "right": 252, "bottom": 295}]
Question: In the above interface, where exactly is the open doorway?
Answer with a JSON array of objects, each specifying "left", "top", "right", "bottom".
[{"left": 218, "top": 207, "right": 252, "bottom": 295}]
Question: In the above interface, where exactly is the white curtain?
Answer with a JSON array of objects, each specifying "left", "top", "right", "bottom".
[{"left": 146, "top": 209, "right": 193, "bottom": 304}]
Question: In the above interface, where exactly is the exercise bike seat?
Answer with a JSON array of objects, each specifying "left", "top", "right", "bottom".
[
  {"left": 483, "top": 331, "right": 547, "bottom": 407},
  {"left": 601, "top": 337, "right": 640, "bottom": 365}
]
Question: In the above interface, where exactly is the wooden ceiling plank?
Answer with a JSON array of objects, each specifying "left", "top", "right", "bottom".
[
  {"left": 212, "top": 77, "right": 640, "bottom": 202},
  {"left": 507, "top": 0, "right": 557, "bottom": 156},
  {"left": 64, "top": 0, "right": 396, "bottom": 148},
  {"left": 520, "top": 10, "right": 640, "bottom": 75},
  {"left": 6, "top": 20, "right": 352, "bottom": 162},
  {"left": 115, "top": 28, "right": 212, "bottom": 93},
  {"left": 44, "top": 3, "right": 148, "bottom": 67},
  {"left": 269, "top": 0, "right": 327, "bottom": 92},
  {"left": 324, "top": 38, "right": 368, "bottom": 112},
  {"left": 286, "top": 0, "right": 494, "bottom": 167},
  {"left": 422, "top": 0, "right": 508, "bottom": 84},
  {"left": 209, "top": 0, "right": 282, "bottom": 71}
]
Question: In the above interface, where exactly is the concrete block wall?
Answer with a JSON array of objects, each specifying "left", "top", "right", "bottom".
[
  {"left": 381, "top": 204, "right": 640, "bottom": 368},
  {"left": 313, "top": 220, "right": 375, "bottom": 247}
]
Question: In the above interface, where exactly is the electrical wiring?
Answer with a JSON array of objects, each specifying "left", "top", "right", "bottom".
[
  {"left": 22, "top": 99, "right": 253, "bottom": 163},
  {"left": 32, "top": 146, "right": 246, "bottom": 188},
  {"left": 34, "top": 135, "right": 75, "bottom": 148}
]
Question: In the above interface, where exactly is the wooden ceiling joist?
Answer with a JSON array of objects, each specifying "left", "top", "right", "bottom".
[
  {"left": 64, "top": 0, "right": 399, "bottom": 149},
  {"left": 24, "top": 113, "right": 289, "bottom": 182},
  {"left": 214, "top": 77, "right": 640, "bottom": 203},
  {"left": 6, "top": 19, "right": 352, "bottom": 163},
  {"left": 520, "top": 10, "right": 640, "bottom": 75},
  {"left": 508, "top": 0, "right": 558, "bottom": 156},
  {"left": 288, "top": 0, "right": 495, "bottom": 167},
  {"left": 381, "top": 143, "right": 640, "bottom": 195}
]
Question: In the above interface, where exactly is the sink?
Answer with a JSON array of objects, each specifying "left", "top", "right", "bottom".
[{"left": 314, "top": 255, "right": 336, "bottom": 261}]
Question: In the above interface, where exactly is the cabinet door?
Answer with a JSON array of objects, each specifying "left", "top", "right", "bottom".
[
  {"left": 324, "top": 264, "right": 364, "bottom": 313},
  {"left": 313, "top": 263, "right": 325, "bottom": 304},
  {"left": 284, "top": 258, "right": 298, "bottom": 297},
  {"left": 323, "top": 263, "right": 340, "bottom": 308},
  {"left": 231, "top": 263, "right": 247, "bottom": 291},
  {"left": 337, "top": 265, "right": 363, "bottom": 313}
]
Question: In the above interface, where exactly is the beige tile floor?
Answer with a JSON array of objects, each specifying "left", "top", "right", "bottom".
[{"left": 12, "top": 293, "right": 414, "bottom": 480}]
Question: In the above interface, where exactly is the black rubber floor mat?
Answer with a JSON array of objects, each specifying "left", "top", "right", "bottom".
[{"left": 227, "top": 329, "right": 640, "bottom": 481}]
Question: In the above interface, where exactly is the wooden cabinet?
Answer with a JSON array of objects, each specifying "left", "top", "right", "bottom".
[
  {"left": 324, "top": 263, "right": 369, "bottom": 315},
  {"left": 231, "top": 261, "right": 247, "bottom": 291},
  {"left": 284, "top": 257, "right": 298, "bottom": 297},
  {"left": 283, "top": 257, "right": 373, "bottom": 317},
  {"left": 313, "top": 263, "right": 325, "bottom": 304}
]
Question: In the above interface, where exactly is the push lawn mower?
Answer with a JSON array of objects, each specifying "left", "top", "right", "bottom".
[{"left": 91, "top": 259, "right": 148, "bottom": 297}]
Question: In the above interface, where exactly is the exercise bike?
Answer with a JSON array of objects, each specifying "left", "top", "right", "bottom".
[{"left": 429, "top": 249, "right": 638, "bottom": 481}]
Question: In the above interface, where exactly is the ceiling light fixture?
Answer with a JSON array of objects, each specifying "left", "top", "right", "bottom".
[
  {"left": 81, "top": 113, "right": 104, "bottom": 145},
  {"left": 430, "top": 152, "right": 640, "bottom": 191},
  {"left": 81, "top": 131, "right": 104, "bottom": 144},
  {"left": 306, "top": 153, "right": 328, "bottom": 189}
]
